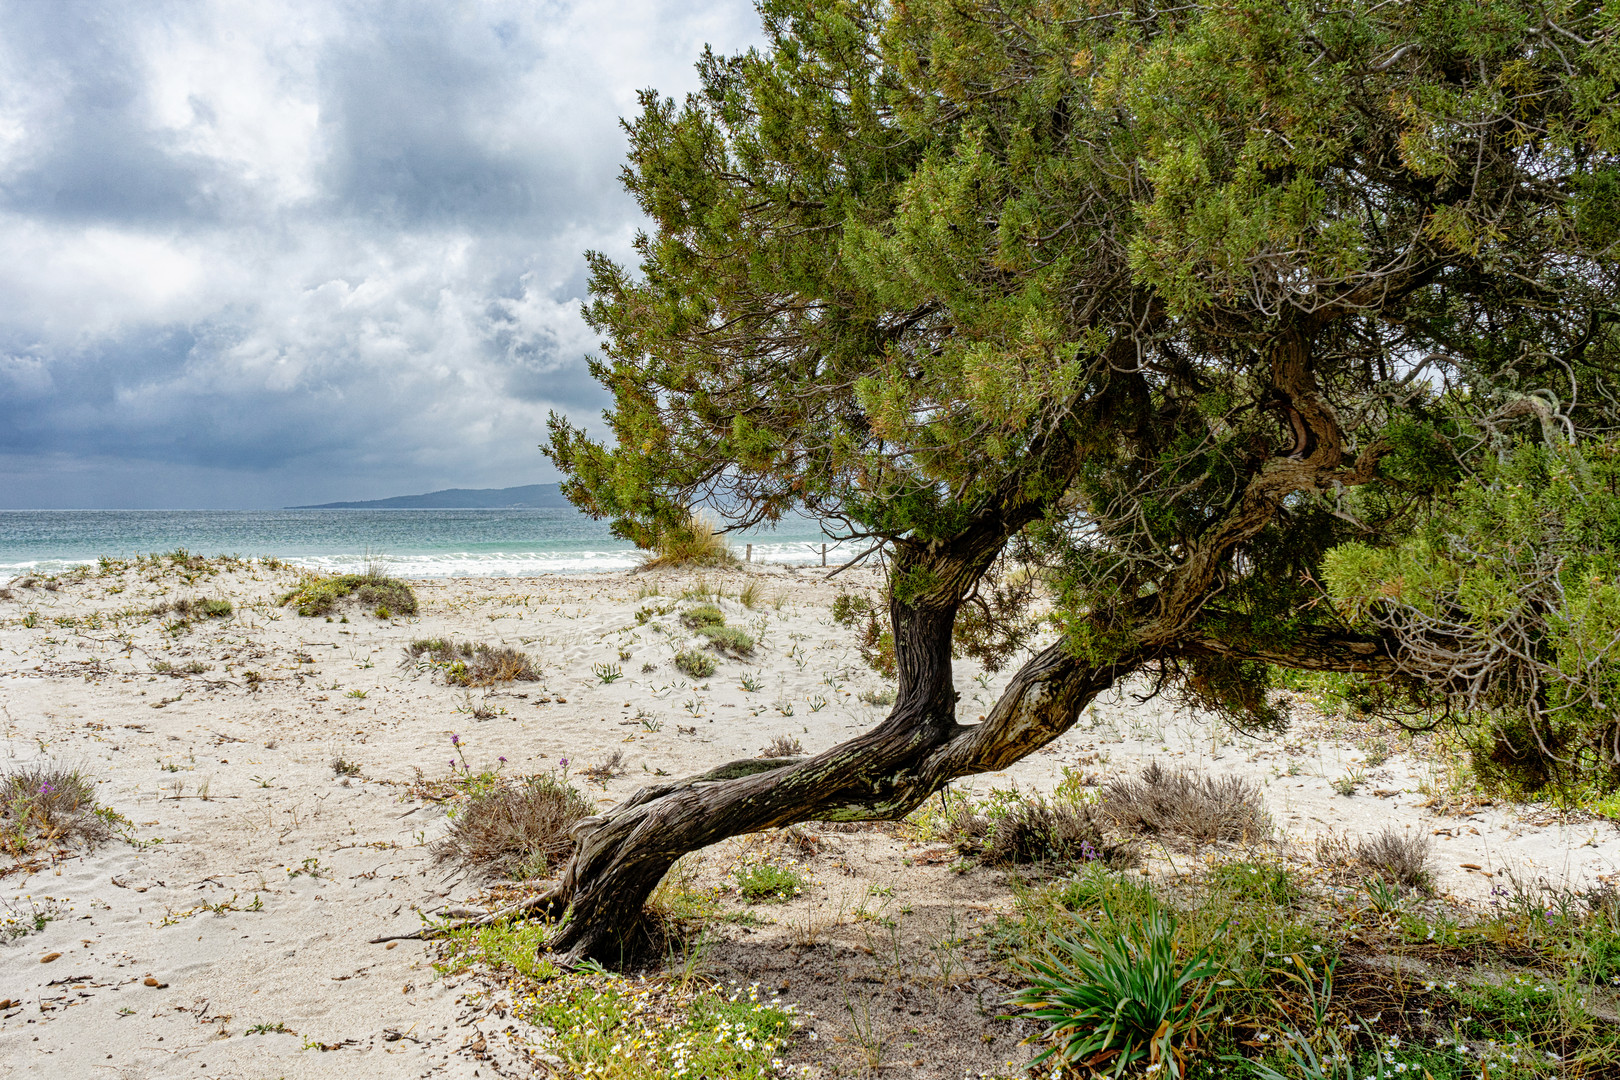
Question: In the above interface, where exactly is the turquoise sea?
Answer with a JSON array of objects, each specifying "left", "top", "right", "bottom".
[{"left": 0, "top": 509, "right": 838, "bottom": 578}]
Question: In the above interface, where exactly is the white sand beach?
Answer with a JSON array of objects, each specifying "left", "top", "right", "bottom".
[{"left": 3, "top": 559, "right": 1618, "bottom": 1078}]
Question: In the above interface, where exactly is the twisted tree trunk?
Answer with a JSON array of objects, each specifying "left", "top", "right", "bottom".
[
  {"left": 535, "top": 524, "right": 1129, "bottom": 964},
  {"left": 539, "top": 332, "right": 1400, "bottom": 965}
]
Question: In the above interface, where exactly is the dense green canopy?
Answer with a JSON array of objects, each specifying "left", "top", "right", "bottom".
[
  {"left": 551, "top": 0, "right": 1618, "bottom": 727},
  {"left": 538, "top": 0, "right": 1619, "bottom": 962}
]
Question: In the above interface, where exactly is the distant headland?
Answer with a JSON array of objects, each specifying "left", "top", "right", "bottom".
[{"left": 288, "top": 484, "right": 573, "bottom": 510}]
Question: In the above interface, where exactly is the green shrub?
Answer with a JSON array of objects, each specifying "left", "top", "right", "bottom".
[
  {"left": 831, "top": 589, "right": 895, "bottom": 678},
  {"left": 403, "top": 638, "right": 539, "bottom": 686},
  {"left": 673, "top": 649, "right": 717, "bottom": 679},
  {"left": 679, "top": 603, "right": 726, "bottom": 629},
  {"left": 279, "top": 571, "right": 417, "bottom": 618},
  {"left": 697, "top": 624, "right": 755, "bottom": 657},
  {"left": 172, "top": 597, "right": 232, "bottom": 620},
  {"left": 733, "top": 861, "right": 805, "bottom": 903},
  {"left": 1009, "top": 903, "right": 1220, "bottom": 1077},
  {"left": 1324, "top": 440, "right": 1620, "bottom": 797}
]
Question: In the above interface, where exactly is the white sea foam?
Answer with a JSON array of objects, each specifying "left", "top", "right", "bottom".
[
  {"left": 1, "top": 541, "right": 852, "bottom": 580},
  {"left": 293, "top": 540, "right": 851, "bottom": 578}
]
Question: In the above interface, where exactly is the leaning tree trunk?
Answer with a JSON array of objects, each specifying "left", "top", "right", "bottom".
[
  {"left": 540, "top": 545, "right": 1136, "bottom": 965},
  {"left": 539, "top": 332, "right": 1401, "bottom": 964}
]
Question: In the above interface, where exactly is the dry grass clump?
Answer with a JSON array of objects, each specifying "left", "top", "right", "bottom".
[
  {"left": 402, "top": 638, "right": 540, "bottom": 685},
  {"left": 1316, "top": 826, "right": 1434, "bottom": 892},
  {"left": 945, "top": 796, "right": 1138, "bottom": 869},
  {"left": 760, "top": 734, "right": 803, "bottom": 759},
  {"left": 641, "top": 514, "right": 739, "bottom": 570},
  {"left": 279, "top": 569, "right": 417, "bottom": 617},
  {"left": 1099, "top": 761, "right": 1271, "bottom": 847},
  {"left": 580, "top": 749, "right": 628, "bottom": 784},
  {"left": 431, "top": 774, "right": 591, "bottom": 882},
  {"left": 1, "top": 764, "right": 116, "bottom": 855},
  {"left": 155, "top": 596, "right": 233, "bottom": 620}
]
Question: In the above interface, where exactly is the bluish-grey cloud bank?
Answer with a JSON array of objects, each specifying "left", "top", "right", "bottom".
[{"left": 0, "top": 0, "right": 759, "bottom": 508}]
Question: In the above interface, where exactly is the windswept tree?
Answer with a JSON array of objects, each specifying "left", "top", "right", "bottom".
[{"left": 542, "top": 0, "right": 1620, "bottom": 962}]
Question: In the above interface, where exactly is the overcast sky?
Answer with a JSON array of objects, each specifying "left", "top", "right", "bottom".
[{"left": 0, "top": 0, "right": 760, "bottom": 509}]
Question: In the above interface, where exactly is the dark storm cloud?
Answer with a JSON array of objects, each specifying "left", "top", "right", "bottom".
[{"left": 0, "top": 0, "right": 760, "bottom": 507}]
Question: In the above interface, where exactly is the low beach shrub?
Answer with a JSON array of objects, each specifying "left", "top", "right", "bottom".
[
  {"left": 760, "top": 734, "right": 802, "bottom": 759},
  {"left": 698, "top": 625, "right": 755, "bottom": 656},
  {"left": 402, "top": 638, "right": 540, "bottom": 686},
  {"left": 679, "top": 603, "right": 725, "bottom": 629},
  {"left": 673, "top": 649, "right": 717, "bottom": 679},
  {"left": 0, "top": 764, "right": 118, "bottom": 855},
  {"left": 676, "top": 603, "right": 755, "bottom": 656},
  {"left": 430, "top": 773, "right": 591, "bottom": 882},
  {"left": 1316, "top": 826, "right": 1434, "bottom": 893},
  {"left": 280, "top": 570, "right": 417, "bottom": 617},
  {"left": 174, "top": 597, "right": 233, "bottom": 619},
  {"left": 1099, "top": 762, "right": 1271, "bottom": 847},
  {"left": 944, "top": 794, "right": 1137, "bottom": 870},
  {"left": 733, "top": 860, "right": 806, "bottom": 903}
]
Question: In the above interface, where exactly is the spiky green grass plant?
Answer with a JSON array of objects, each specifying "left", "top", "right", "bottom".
[{"left": 1009, "top": 902, "right": 1220, "bottom": 1078}]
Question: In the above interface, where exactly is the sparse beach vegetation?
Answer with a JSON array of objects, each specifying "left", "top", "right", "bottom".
[
  {"left": 279, "top": 569, "right": 417, "bottom": 618},
  {"left": 402, "top": 637, "right": 539, "bottom": 685},
  {"left": 638, "top": 514, "right": 739, "bottom": 571},
  {"left": 0, "top": 763, "right": 118, "bottom": 856},
  {"left": 431, "top": 771, "right": 591, "bottom": 882}
]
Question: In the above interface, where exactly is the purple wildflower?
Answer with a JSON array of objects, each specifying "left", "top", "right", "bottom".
[{"left": 451, "top": 734, "right": 460, "bottom": 746}]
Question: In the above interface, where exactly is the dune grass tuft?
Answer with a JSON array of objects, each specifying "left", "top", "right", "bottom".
[
  {"left": 0, "top": 764, "right": 118, "bottom": 855},
  {"left": 1098, "top": 761, "right": 1271, "bottom": 847},
  {"left": 403, "top": 638, "right": 540, "bottom": 686},
  {"left": 641, "top": 515, "right": 739, "bottom": 570},
  {"left": 279, "top": 570, "right": 417, "bottom": 618},
  {"left": 431, "top": 773, "right": 591, "bottom": 882}
]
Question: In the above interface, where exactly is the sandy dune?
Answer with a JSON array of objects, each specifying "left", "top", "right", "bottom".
[{"left": 1, "top": 559, "right": 1616, "bottom": 1078}]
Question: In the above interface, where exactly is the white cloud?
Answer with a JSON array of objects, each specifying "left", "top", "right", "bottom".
[{"left": 0, "top": 0, "right": 762, "bottom": 507}]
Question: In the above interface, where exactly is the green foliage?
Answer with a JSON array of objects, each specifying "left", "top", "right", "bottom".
[
  {"left": 1325, "top": 440, "right": 1620, "bottom": 795},
  {"left": 672, "top": 649, "right": 717, "bottom": 679},
  {"left": 697, "top": 625, "right": 754, "bottom": 657},
  {"left": 1009, "top": 903, "right": 1221, "bottom": 1077},
  {"left": 172, "top": 597, "right": 232, "bottom": 620},
  {"left": 678, "top": 603, "right": 726, "bottom": 629},
  {"left": 521, "top": 973, "right": 797, "bottom": 1079},
  {"left": 435, "top": 916, "right": 560, "bottom": 982},
  {"left": 732, "top": 861, "right": 806, "bottom": 903},
  {"left": 544, "top": 0, "right": 1620, "bottom": 751},
  {"left": 830, "top": 590, "right": 895, "bottom": 678},
  {"left": 280, "top": 571, "right": 417, "bottom": 618}
]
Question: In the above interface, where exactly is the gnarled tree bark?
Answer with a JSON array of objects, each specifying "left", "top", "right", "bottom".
[{"left": 540, "top": 330, "right": 1398, "bottom": 966}]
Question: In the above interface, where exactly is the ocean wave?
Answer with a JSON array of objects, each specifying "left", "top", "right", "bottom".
[
  {"left": 295, "top": 541, "right": 851, "bottom": 577},
  {"left": 1, "top": 540, "right": 855, "bottom": 580}
]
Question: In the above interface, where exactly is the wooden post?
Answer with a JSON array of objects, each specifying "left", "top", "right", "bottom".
[
  {"left": 821, "top": 543, "right": 827, "bottom": 566},
  {"left": 746, "top": 544, "right": 752, "bottom": 563}
]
